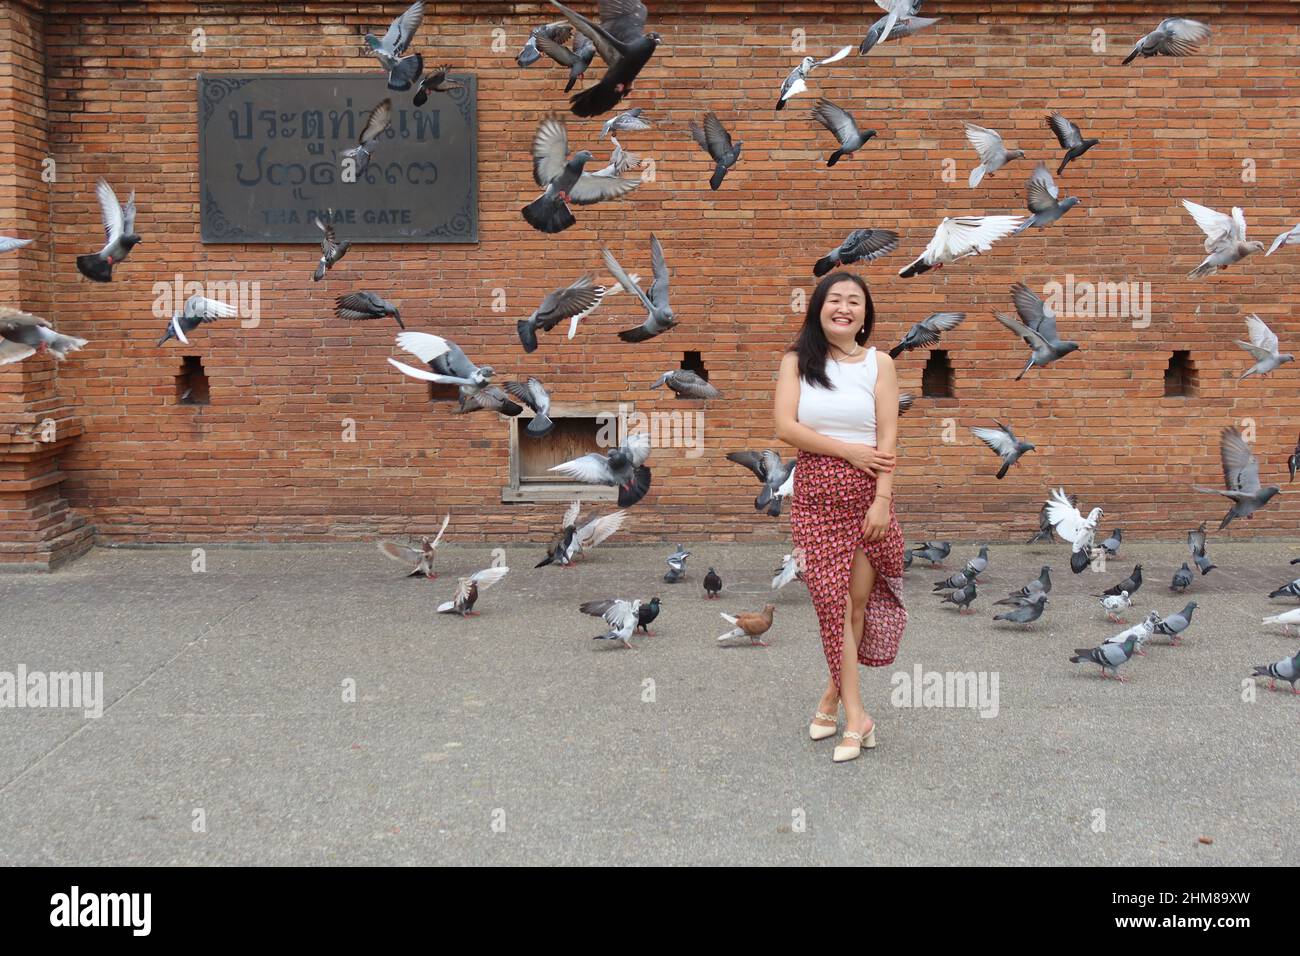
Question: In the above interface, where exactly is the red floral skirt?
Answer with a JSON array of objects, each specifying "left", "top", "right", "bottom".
[{"left": 790, "top": 450, "right": 908, "bottom": 688}]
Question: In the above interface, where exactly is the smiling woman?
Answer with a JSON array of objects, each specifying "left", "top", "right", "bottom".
[{"left": 774, "top": 271, "right": 909, "bottom": 765}]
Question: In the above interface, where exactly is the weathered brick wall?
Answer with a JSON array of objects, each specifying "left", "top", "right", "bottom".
[{"left": 23, "top": 0, "right": 1300, "bottom": 544}]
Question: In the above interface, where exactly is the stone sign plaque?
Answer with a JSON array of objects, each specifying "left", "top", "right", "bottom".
[{"left": 198, "top": 73, "right": 477, "bottom": 243}]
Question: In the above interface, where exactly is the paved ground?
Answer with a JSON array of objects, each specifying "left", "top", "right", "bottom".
[{"left": 1, "top": 537, "right": 1296, "bottom": 866}]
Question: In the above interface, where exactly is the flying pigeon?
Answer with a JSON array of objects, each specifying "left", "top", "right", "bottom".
[
  {"left": 1193, "top": 425, "right": 1282, "bottom": 530},
  {"left": 517, "top": 274, "right": 607, "bottom": 353},
  {"left": 1044, "top": 487, "right": 1102, "bottom": 574},
  {"left": 549, "top": 431, "right": 652, "bottom": 507},
  {"left": 1153, "top": 601, "right": 1197, "bottom": 645},
  {"left": 604, "top": 234, "right": 676, "bottom": 342},
  {"left": 517, "top": 19, "right": 573, "bottom": 67},
  {"left": 0, "top": 236, "right": 34, "bottom": 254},
  {"left": 581, "top": 597, "right": 643, "bottom": 648},
  {"left": 523, "top": 115, "right": 640, "bottom": 234},
  {"left": 388, "top": 332, "right": 522, "bottom": 417},
  {"left": 1188, "top": 521, "right": 1216, "bottom": 574},
  {"left": 965, "top": 123, "right": 1024, "bottom": 187},
  {"left": 726, "top": 450, "right": 796, "bottom": 517},
  {"left": 866, "top": 0, "right": 920, "bottom": 48},
  {"left": 1046, "top": 112, "right": 1100, "bottom": 175},
  {"left": 1100, "top": 591, "right": 1131, "bottom": 624},
  {"left": 652, "top": 369, "right": 719, "bottom": 400},
  {"left": 912, "top": 541, "right": 950, "bottom": 567},
  {"left": 502, "top": 377, "right": 556, "bottom": 436},
  {"left": 549, "top": 0, "right": 661, "bottom": 118},
  {"left": 663, "top": 544, "right": 690, "bottom": 583},
  {"left": 635, "top": 596, "right": 661, "bottom": 635},
  {"left": 1234, "top": 314, "right": 1293, "bottom": 380},
  {"left": 994, "top": 566, "right": 1052, "bottom": 606},
  {"left": 993, "top": 593, "right": 1047, "bottom": 626},
  {"left": 688, "top": 112, "right": 742, "bottom": 190},
  {"left": 860, "top": 5, "right": 939, "bottom": 55},
  {"left": 1071, "top": 635, "right": 1139, "bottom": 681},
  {"left": 703, "top": 567, "right": 722, "bottom": 599},
  {"left": 341, "top": 98, "right": 392, "bottom": 174},
  {"left": 156, "top": 294, "right": 237, "bottom": 346},
  {"left": 365, "top": 0, "right": 425, "bottom": 90},
  {"left": 1170, "top": 563, "right": 1193, "bottom": 592},
  {"left": 0, "top": 308, "right": 88, "bottom": 365},
  {"left": 887, "top": 311, "right": 964, "bottom": 359},
  {"left": 933, "top": 568, "right": 977, "bottom": 592},
  {"left": 1121, "top": 17, "right": 1211, "bottom": 64},
  {"left": 534, "top": 27, "right": 596, "bottom": 92},
  {"left": 1267, "top": 577, "right": 1300, "bottom": 601},
  {"left": 1102, "top": 565, "right": 1143, "bottom": 600},
  {"left": 971, "top": 421, "right": 1035, "bottom": 479},
  {"left": 413, "top": 65, "right": 465, "bottom": 107},
  {"left": 437, "top": 566, "right": 510, "bottom": 616},
  {"left": 1013, "top": 162, "right": 1079, "bottom": 234},
  {"left": 334, "top": 292, "right": 404, "bottom": 329},
  {"left": 1181, "top": 200, "right": 1265, "bottom": 278},
  {"left": 311, "top": 212, "right": 350, "bottom": 281},
  {"left": 772, "top": 549, "right": 806, "bottom": 590},
  {"left": 898, "top": 215, "right": 1024, "bottom": 278},
  {"left": 76, "top": 178, "right": 141, "bottom": 283},
  {"left": 994, "top": 281, "right": 1080, "bottom": 380},
  {"left": 1251, "top": 651, "right": 1300, "bottom": 694},
  {"left": 811, "top": 98, "right": 875, "bottom": 167},
  {"left": 1261, "top": 608, "right": 1300, "bottom": 637},
  {"left": 1266, "top": 221, "right": 1300, "bottom": 257},
  {"left": 601, "top": 107, "right": 651, "bottom": 139},
  {"left": 814, "top": 228, "right": 899, "bottom": 277},
  {"left": 1027, "top": 502, "right": 1061, "bottom": 544},
  {"left": 939, "top": 581, "right": 978, "bottom": 614},
  {"left": 717, "top": 604, "right": 775, "bottom": 646},
  {"left": 592, "top": 135, "right": 642, "bottom": 177},
  {"left": 775, "top": 45, "right": 853, "bottom": 111},
  {"left": 1103, "top": 610, "right": 1161, "bottom": 657},
  {"left": 376, "top": 514, "right": 450, "bottom": 579}
]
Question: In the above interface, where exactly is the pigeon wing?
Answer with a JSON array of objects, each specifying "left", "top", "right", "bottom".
[
  {"left": 1025, "top": 162, "right": 1060, "bottom": 213},
  {"left": 95, "top": 179, "right": 124, "bottom": 244},
  {"left": 1219, "top": 428, "right": 1261, "bottom": 494},
  {"left": 812, "top": 99, "right": 859, "bottom": 146},
  {"left": 532, "top": 116, "right": 571, "bottom": 187},
  {"left": 1047, "top": 112, "right": 1082, "bottom": 150},
  {"left": 569, "top": 171, "right": 640, "bottom": 203},
  {"left": 358, "top": 99, "right": 392, "bottom": 146},
  {"left": 963, "top": 123, "right": 1005, "bottom": 165}
]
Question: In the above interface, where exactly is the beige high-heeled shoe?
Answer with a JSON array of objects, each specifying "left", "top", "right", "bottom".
[
  {"left": 809, "top": 711, "right": 838, "bottom": 741},
  {"left": 832, "top": 718, "right": 877, "bottom": 762}
]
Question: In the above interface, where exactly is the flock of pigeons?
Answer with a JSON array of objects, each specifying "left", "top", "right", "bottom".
[{"left": 1, "top": 2, "right": 1297, "bottom": 691}]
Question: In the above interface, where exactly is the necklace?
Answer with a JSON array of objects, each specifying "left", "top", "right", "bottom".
[{"left": 831, "top": 342, "right": 863, "bottom": 359}]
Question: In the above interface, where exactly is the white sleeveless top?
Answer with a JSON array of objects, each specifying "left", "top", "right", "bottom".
[{"left": 796, "top": 346, "right": 879, "bottom": 445}]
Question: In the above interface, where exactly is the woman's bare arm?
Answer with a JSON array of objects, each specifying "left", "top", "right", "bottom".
[
  {"left": 872, "top": 351, "right": 899, "bottom": 495},
  {"left": 773, "top": 352, "right": 857, "bottom": 457}
]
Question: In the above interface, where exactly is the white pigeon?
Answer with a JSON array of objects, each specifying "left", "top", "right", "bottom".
[
  {"left": 386, "top": 331, "right": 453, "bottom": 381},
  {"left": 775, "top": 45, "right": 853, "bottom": 110},
  {"left": 1181, "top": 200, "right": 1265, "bottom": 277},
  {"left": 567, "top": 272, "right": 636, "bottom": 340},
  {"left": 1044, "top": 487, "right": 1102, "bottom": 571},
  {"left": 436, "top": 566, "right": 509, "bottom": 615},
  {"left": 964, "top": 123, "right": 1024, "bottom": 187},
  {"left": 772, "top": 548, "right": 806, "bottom": 590},
  {"left": 1266, "top": 221, "right": 1300, "bottom": 257},
  {"left": 1261, "top": 607, "right": 1300, "bottom": 636},
  {"left": 562, "top": 509, "right": 628, "bottom": 564},
  {"left": 898, "top": 215, "right": 1025, "bottom": 277},
  {"left": 1234, "top": 314, "right": 1294, "bottom": 380},
  {"left": 1100, "top": 590, "right": 1131, "bottom": 623},
  {"left": 1103, "top": 610, "right": 1161, "bottom": 656},
  {"left": 589, "top": 598, "right": 642, "bottom": 649},
  {"left": 872, "top": 0, "right": 919, "bottom": 46}
]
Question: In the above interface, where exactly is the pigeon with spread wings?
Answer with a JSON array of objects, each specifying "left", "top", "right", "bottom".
[
  {"left": 1193, "top": 425, "right": 1282, "bottom": 530},
  {"left": 1121, "top": 17, "right": 1210, "bottom": 64},
  {"left": 1181, "top": 200, "right": 1264, "bottom": 278},
  {"left": 157, "top": 294, "right": 238, "bottom": 346},
  {"left": 0, "top": 308, "right": 88, "bottom": 365},
  {"left": 548, "top": 0, "right": 661, "bottom": 117},
  {"left": 898, "top": 215, "right": 1023, "bottom": 277},
  {"left": 1045, "top": 487, "right": 1102, "bottom": 574},
  {"left": 377, "top": 514, "right": 451, "bottom": 579},
  {"left": 437, "top": 566, "right": 510, "bottom": 616},
  {"left": 341, "top": 98, "right": 392, "bottom": 174},
  {"left": 311, "top": 212, "right": 350, "bottom": 282},
  {"left": 549, "top": 431, "right": 652, "bottom": 507},
  {"left": 604, "top": 235, "right": 675, "bottom": 342},
  {"left": 76, "top": 179, "right": 141, "bottom": 283},
  {"left": 775, "top": 45, "right": 853, "bottom": 111},
  {"left": 523, "top": 115, "right": 640, "bottom": 233},
  {"left": 688, "top": 112, "right": 743, "bottom": 190},
  {"left": 334, "top": 292, "right": 404, "bottom": 329},
  {"left": 388, "top": 332, "right": 522, "bottom": 417}
]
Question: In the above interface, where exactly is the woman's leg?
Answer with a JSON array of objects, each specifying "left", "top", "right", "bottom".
[{"left": 840, "top": 545, "right": 877, "bottom": 737}]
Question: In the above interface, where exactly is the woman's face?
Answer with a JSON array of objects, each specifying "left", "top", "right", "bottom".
[{"left": 819, "top": 279, "right": 866, "bottom": 342}]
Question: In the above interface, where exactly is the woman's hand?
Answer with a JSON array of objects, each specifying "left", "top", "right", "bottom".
[
  {"left": 841, "top": 443, "right": 896, "bottom": 475},
  {"left": 862, "top": 497, "right": 891, "bottom": 543}
]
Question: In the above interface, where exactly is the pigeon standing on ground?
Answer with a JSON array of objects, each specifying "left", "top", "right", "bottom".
[
  {"left": 1181, "top": 200, "right": 1265, "bottom": 278},
  {"left": 1267, "top": 577, "right": 1300, "bottom": 601},
  {"left": 388, "top": 333, "right": 522, "bottom": 417},
  {"left": 813, "top": 228, "right": 898, "bottom": 277},
  {"left": 940, "top": 581, "right": 978, "bottom": 614},
  {"left": 663, "top": 544, "right": 690, "bottom": 583},
  {"left": 1100, "top": 529, "right": 1122, "bottom": 556},
  {"left": 726, "top": 450, "right": 796, "bottom": 516},
  {"left": 1071, "top": 635, "right": 1139, "bottom": 681},
  {"left": 993, "top": 593, "right": 1047, "bottom": 626},
  {"left": 523, "top": 115, "right": 640, "bottom": 234},
  {"left": 517, "top": 20, "right": 572, "bottom": 67},
  {"left": 717, "top": 604, "right": 776, "bottom": 646},
  {"left": 995, "top": 281, "right": 1081, "bottom": 380},
  {"left": 1193, "top": 425, "right": 1282, "bottom": 529},
  {"left": 1013, "top": 162, "right": 1079, "bottom": 234},
  {"left": 912, "top": 541, "right": 951, "bottom": 567},
  {"left": 0, "top": 309, "right": 88, "bottom": 365},
  {"left": 156, "top": 294, "right": 237, "bottom": 346},
  {"left": 1044, "top": 487, "right": 1101, "bottom": 574},
  {"left": 636, "top": 596, "right": 661, "bottom": 634},
  {"left": 1266, "top": 220, "right": 1300, "bottom": 258},
  {"left": 1234, "top": 314, "right": 1293, "bottom": 380},
  {"left": 811, "top": 98, "right": 876, "bottom": 167},
  {"left": 775, "top": 47, "right": 854, "bottom": 111},
  {"left": 1047, "top": 112, "right": 1100, "bottom": 175},
  {"left": 1100, "top": 591, "right": 1131, "bottom": 624},
  {"left": 549, "top": 0, "right": 661, "bottom": 118},
  {"left": 341, "top": 98, "right": 392, "bottom": 174},
  {"left": 365, "top": 0, "right": 425, "bottom": 91},
  {"left": 437, "top": 566, "right": 510, "bottom": 616},
  {"left": 517, "top": 274, "right": 608, "bottom": 353},
  {"left": 963, "top": 545, "right": 990, "bottom": 581},
  {"left": 334, "top": 292, "right": 404, "bottom": 329},
  {"left": 413, "top": 65, "right": 465, "bottom": 106},
  {"left": 605, "top": 235, "right": 676, "bottom": 343},
  {"left": 561, "top": 508, "right": 627, "bottom": 565},
  {"left": 899, "top": 215, "right": 1024, "bottom": 278},
  {"left": 549, "top": 431, "right": 653, "bottom": 507},
  {"left": 1102, "top": 564, "right": 1143, "bottom": 600},
  {"left": 1251, "top": 651, "right": 1300, "bottom": 694},
  {"left": 933, "top": 568, "right": 977, "bottom": 593},
  {"left": 311, "top": 212, "right": 350, "bottom": 281},
  {"left": 687, "top": 112, "right": 742, "bottom": 190},
  {"left": 1103, "top": 610, "right": 1161, "bottom": 657},
  {"left": 76, "top": 179, "right": 141, "bottom": 282},
  {"left": 581, "top": 598, "right": 642, "bottom": 649},
  {"left": 377, "top": 515, "right": 450, "bottom": 579},
  {"left": 994, "top": 566, "right": 1052, "bottom": 607},
  {"left": 888, "top": 311, "right": 964, "bottom": 358},
  {"left": 1188, "top": 521, "right": 1217, "bottom": 574},
  {"left": 652, "top": 369, "right": 720, "bottom": 400},
  {"left": 601, "top": 107, "right": 651, "bottom": 138},
  {"left": 971, "top": 421, "right": 1035, "bottom": 479},
  {"left": 1153, "top": 602, "right": 1197, "bottom": 646},
  {"left": 1261, "top": 608, "right": 1300, "bottom": 636},
  {"left": 502, "top": 378, "right": 556, "bottom": 437},
  {"left": 965, "top": 123, "right": 1024, "bottom": 187},
  {"left": 703, "top": 568, "right": 722, "bottom": 599},
  {"left": 1170, "top": 563, "right": 1194, "bottom": 592},
  {"left": 1121, "top": 17, "right": 1211, "bottom": 64}
]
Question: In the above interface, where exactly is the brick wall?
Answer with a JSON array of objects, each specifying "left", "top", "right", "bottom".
[{"left": 17, "top": 0, "right": 1300, "bottom": 546}]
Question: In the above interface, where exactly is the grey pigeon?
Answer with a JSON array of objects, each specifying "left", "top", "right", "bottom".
[
  {"left": 1170, "top": 563, "right": 1193, "bottom": 592},
  {"left": 1071, "top": 634, "right": 1139, "bottom": 681},
  {"left": 1102, "top": 564, "right": 1143, "bottom": 599},
  {"left": 437, "top": 566, "right": 510, "bottom": 616},
  {"left": 860, "top": 9, "right": 939, "bottom": 55},
  {"left": 963, "top": 545, "right": 990, "bottom": 580},
  {"left": 898, "top": 215, "right": 1024, "bottom": 277},
  {"left": 387, "top": 332, "right": 521, "bottom": 416},
  {"left": 1027, "top": 503, "right": 1060, "bottom": 544},
  {"left": 1234, "top": 314, "right": 1293, "bottom": 380},
  {"left": 994, "top": 281, "right": 1080, "bottom": 379},
  {"left": 502, "top": 378, "right": 555, "bottom": 437},
  {"left": 517, "top": 20, "right": 572, "bottom": 68},
  {"left": 549, "top": 0, "right": 662, "bottom": 118},
  {"left": 865, "top": 0, "right": 920, "bottom": 47},
  {"left": 549, "top": 431, "right": 652, "bottom": 507},
  {"left": 1153, "top": 601, "right": 1197, "bottom": 645},
  {"left": 536, "top": 501, "right": 580, "bottom": 568},
  {"left": 534, "top": 29, "right": 595, "bottom": 92},
  {"left": 1182, "top": 200, "right": 1265, "bottom": 278},
  {"left": 341, "top": 98, "right": 392, "bottom": 174},
  {"left": 1251, "top": 651, "right": 1300, "bottom": 694},
  {"left": 1013, "top": 161, "right": 1079, "bottom": 234},
  {"left": 0, "top": 236, "right": 34, "bottom": 254},
  {"left": 365, "top": 0, "right": 425, "bottom": 91},
  {"left": 377, "top": 514, "right": 450, "bottom": 579},
  {"left": 606, "top": 234, "right": 676, "bottom": 343},
  {"left": 1193, "top": 425, "right": 1282, "bottom": 530},
  {"left": 1289, "top": 433, "right": 1300, "bottom": 481},
  {"left": 76, "top": 178, "right": 140, "bottom": 282},
  {"left": 902, "top": 547, "right": 913, "bottom": 569},
  {"left": 517, "top": 275, "right": 607, "bottom": 353},
  {"left": 1100, "top": 529, "right": 1122, "bottom": 555},
  {"left": 933, "top": 567, "right": 976, "bottom": 592},
  {"left": 911, "top": 540, "right": 950, "bottom": 567},
  {"left": 1188, "top": 521, "right": 1216, "bottom": 574},
  {"left": 1267, "top": 577, "right": 1300, "bottom": 601},
  {"left": 414, "top": 65, "right": 465, "bottom": 107},
  {"left": 994, "top": 566, "right": 1052, "bottom": 606},
  {"left": 703, "top": 567, "right": 722, "bottom": 599},
  {"left": 157, "top": 294, "right": 237, "bottom": 346},
  {"left": 311, "top": 212, "right": 350, "bottom": 281},
  {"left": 663, "top": 544, "right": 690, "bottom": 583},
  {"left": 726, "top": 450, "right": 795, "bottom": 516},
  {"left": 1122, "top": 17, "right": 1211, "bottom": 64},
  {"left": 0, "top": 308, "right": 88, "bottom": 365},
  {"left": 775, "top": 46, "right": 853, "bottom": 111},
  {"left": 652, "top": 369, "right": 718, "bottom": 399},
  {"left": 582, "top": 598, "right": 642, "bottom": 649},
  {"left": 688, "top": 112, "right": 742, "bottom": 190},
  {"left": 965, "top": 123, "right": 1023, "bottom": 187},
  {"left": 1266, "top": 220, "right": 1300, "bottom": 258},
  {"left": 971, "top": 421, "right": 1035, "bottom": 479},
  {"left": 1047, "top": 112, "right": 1100, "bottom": 176},
  {"left": 601, "top": 107, "right": 651, "bottom": 139},
  {"left": 334, "top": 292, "right": 404, "bottom": 329},
  {"left": 939, "top": 581, "right": 978, "bottom": 614},
  {"left": 993, "top": 593, "right": 1047, "bottom": 626},
  {"left": 814, "top": 228, "right": 899, "bottom": 277},
  {"left": 888, "top": 311, "right": 964, "bottom": 358},
  {"left": 811, "top": 98, "right": 875, "bottom": 167},
  {"left": 523, "top": 115, "right": 640, "bottom": 233},
  {"left": 591, "top": 135, "right": 642, "bottom": 177}
]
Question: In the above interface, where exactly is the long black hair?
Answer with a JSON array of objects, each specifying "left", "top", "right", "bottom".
[{"left": 789, "top": 271, "right": 875, "bottom": 389}]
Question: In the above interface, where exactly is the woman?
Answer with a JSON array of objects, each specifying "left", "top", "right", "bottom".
[{"left": 774, "top": 271, "right": 908, "bottom": 764}]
